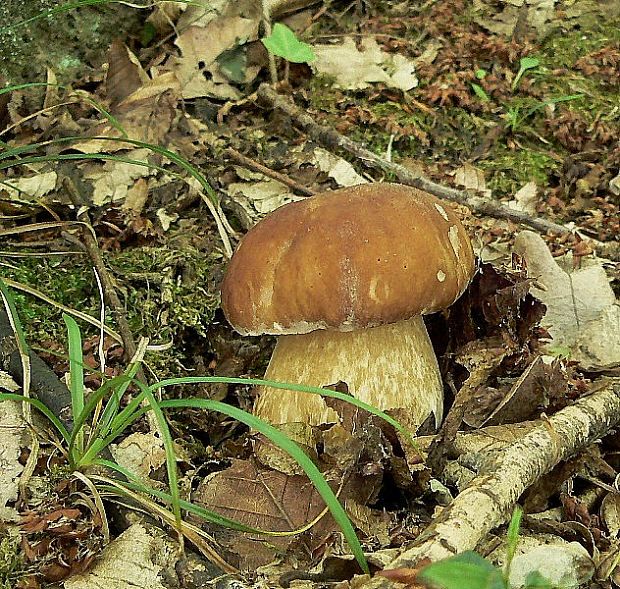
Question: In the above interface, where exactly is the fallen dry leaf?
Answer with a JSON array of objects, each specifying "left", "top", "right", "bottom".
[
  {"left": 312, "top": 37, "right": 418, "bottom": 91},
  {"left": 169, "top": 0, "right": 260, "bottom": 99},
  {"left": 514, "top": 230, "right": 620, "bottom": 367},
  {"left": 311, "top": 148, "right": 367, "bottom": 187}
]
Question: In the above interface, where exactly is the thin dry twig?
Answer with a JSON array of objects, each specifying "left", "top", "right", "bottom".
[
  {"left": 61, "top": 177, "right": 142, "bottom": 373},
  {"left": 256, "top": 84, "right": 570, "bottom": 235},
  {"left": 224, "top": 147, "right": 316, "bottom": 196}
]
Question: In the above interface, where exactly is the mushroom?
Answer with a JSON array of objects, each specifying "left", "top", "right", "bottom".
[{"left": 220, "top": 183, "right": 475, "bottom": 434}]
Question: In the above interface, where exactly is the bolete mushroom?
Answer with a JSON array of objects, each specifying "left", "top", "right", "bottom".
[{"left": 220, "top": 183, "right": 475, "bottom": 433}]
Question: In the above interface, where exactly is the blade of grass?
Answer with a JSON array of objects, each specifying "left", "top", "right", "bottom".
[
  {"left": 153, "top": 376, "right": 415, "bottom": 447},
  {"left": 63, "top": 314, "right": 85, "bottom": 454},
  {"left": 0, "top": 393, "right": 71, "bottom": 443},
  {"left": 96, "top": 460, "right": 317, "bottom": 536},
  {"left": 90, "top": 472, "right": 239, "bottom": 574},
  {"left": 159, "top": 398, "right": 369, "bottom": 573}
]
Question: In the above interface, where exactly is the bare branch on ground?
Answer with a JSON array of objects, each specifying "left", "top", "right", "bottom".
[
  {"left": 224, "top": 147, "right": 316, "bottom": 196},
  {"left": 256, "top": 84, "right": 572, "bottom": 235},
  {"left": 362, "top": 379, "right": 620, "bottom": 587}
]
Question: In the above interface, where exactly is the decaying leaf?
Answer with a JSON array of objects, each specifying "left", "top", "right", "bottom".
[
  {"left": 508, "top": 181, "right": 538, "bottom": 215},
  {"left": 64, "top": 523, "right": 176, "bottom": 589},
  {"left": 227, "top": 175, "right": 301, "bottom": 217},
  {"left": 473, "top": 0, "right": 556, "bottom": 38},
  {"left": 110, "top": 431, "right": 166, "bottom": 481},
  {"left": 312, "top": 37, "right": 418, "bottom": 91},
  {"left": 0, "top": 398, "right": 26, "bottom": 522},
  {"left": 514, "top": 230, "right": 620, "bottom": 367},
  {"left": 311, "top": 148, "right": 367, "bottom": 187},
  {"left": 82, "top": 148, "right": 156, "bottom": 206},
  {"left": 452, "top": 163, "right": 488, "bottom": 195},
  {"left": 0, "top": 170, "right": 57, "bottom": 202},
  {"left": 169, "top": 0, "right": 261, "bottom": 99},
  {"left": 193, "top": 458, "right": 335, "bottom": 569}
]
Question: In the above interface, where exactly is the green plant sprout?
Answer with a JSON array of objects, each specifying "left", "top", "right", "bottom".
[
  {"left": 0, "top": 278, "right": 420, "bottom": 575},
  {"left": 261, "top": 23, "right": 316, "bottom": 64},
  {"left": 512, "top": 57, "right": 540, "bottom": 91},
  {"left": 418, "top": 508, "right": 555, "bottom": 589},
  {"left": 471, "top": 68, "right": 490, "bottom": 102},
  {"left": 504, "top": 94, "right": 583, "bottom": 132}
]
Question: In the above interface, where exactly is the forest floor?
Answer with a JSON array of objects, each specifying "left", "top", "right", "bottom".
[{"left": 0, "top": 0, "right": 619, "bottom": 587}]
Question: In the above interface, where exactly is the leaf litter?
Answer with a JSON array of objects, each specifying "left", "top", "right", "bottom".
[{"left": 0, "top": 0, "right": 619, "bottom": 586}]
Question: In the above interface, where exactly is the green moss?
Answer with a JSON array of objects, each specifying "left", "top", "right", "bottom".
[
  {"left": 0, "top": 0, "right": 142, "bottom": 83},
  {"left": 0, "top": 528, "right": 23, "bottom": 588},
  {"left": 3, "top": 238, "right": 222, "bottom": 376},
  {"left": 541, "top": 16, "right": 620, "bottom": 68},
  {"left": 478, "top": 146, "right": 557, "bottom": 195}
]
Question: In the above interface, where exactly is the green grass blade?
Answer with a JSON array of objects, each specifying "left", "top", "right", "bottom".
[
  {"left": 68, "top": 374, "right": 133, "bottom": 455},
  {"left": 0, "top": 83, "right": 127, "bottom": 136},
  {"left": 63, "top": 314, "right": 85, "bottom": 454},
  {"left": 0, "top": 135, "right": 218, "bottom": 204},
  {"left": 158, "top": 397, "right": 369, "bottom": 573},
  {"left": 96, "top": 459, "right": 313, "bottom": 536},
  {"left": 134, "top": 381, "right": 183, "bottom": 533},
  {"left": 152, "top": 376, "right": 414, "bottom": 446},
  {"left": 0, "top": 278, "right": 29, "bottom": 357}
]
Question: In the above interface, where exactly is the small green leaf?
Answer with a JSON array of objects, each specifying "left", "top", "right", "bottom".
[
  {"left": 524, "top": 570, "right": 556, "bottom": 588},
  {"left": 419, "top": 552, "right": 506, "bottom": 589},
  {"left": 512, "top": 56, "right": 540, "bottom": 90},
  {"left": 520, "top": 57, "right": 541, "bottom": 71},
  {"left": 475, "top": 69, "right": 487, "bottom": 80},
  {"left": 505, "top": 507, "right": 523, "bottom": 580},
  {"left": 261, "top": 23, "right": 315, "bottom": 64},
  {"left": 471, "top": 83, "right": 490, "bottom": 102}
]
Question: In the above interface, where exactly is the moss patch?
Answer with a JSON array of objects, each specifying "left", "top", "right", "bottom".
[{"left": 0, "top": 0, "right": 143, "bottom": 83}]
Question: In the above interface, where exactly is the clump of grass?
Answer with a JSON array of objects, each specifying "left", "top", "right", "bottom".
[{"left": 0, "top": 278, "right": 418, "bottom": 574}]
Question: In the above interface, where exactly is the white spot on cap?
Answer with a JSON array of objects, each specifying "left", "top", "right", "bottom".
[
  {"left": 437, "top": 270, "right": 446, "bottom": 282},
  {"left": 434, "top": 203, "right": 449, "bottom": 222},
  {"left": 448, "top": 225, "right": 461, "bottom": 259}
]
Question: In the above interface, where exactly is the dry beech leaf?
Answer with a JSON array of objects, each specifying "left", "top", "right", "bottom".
[
  {"left": 105, "top": 39, "right": 148, "bottom": 108},
  {"left": 514, "top": 230, "right": 620, "bottom": 368},
  {"left": 193, "top": 458, "right": 335, "bottom": 569},
  {"left": 312, "top": 37, "right": 418, "bottom": 91}
]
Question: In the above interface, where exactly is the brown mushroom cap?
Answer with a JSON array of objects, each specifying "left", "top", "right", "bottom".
[{"left": 221, "top": 183, "right": 475, "bottom": 336}]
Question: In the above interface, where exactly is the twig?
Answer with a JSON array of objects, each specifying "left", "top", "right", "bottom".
[
  {"left": 363, "top": 379, "right": 620, "bottom": 586},
  {"left": 256, "top": 84, "right": 570, "bottom": 235},
  {"left": 61, "top": 178, "right": 142, "bottom": 373},
  {"left": 224, "top": 147, "right": 316, "bottom": 196}
]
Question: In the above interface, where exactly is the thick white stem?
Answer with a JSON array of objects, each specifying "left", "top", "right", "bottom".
[{"left": 254, "top": 316, "right": 443, "bottom": 433}]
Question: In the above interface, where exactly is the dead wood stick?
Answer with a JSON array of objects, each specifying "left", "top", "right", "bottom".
[
  {"left": 62, "top": 178, "right": 142, "bottom": 375},
  {"left": 363, "top": 379, "right": 620, "bottom": 586},
  {"left": 256, "top": 84, "right": 569, "bottom": 235},
  {"left": 224, "top": 147, "right": 316, "bottom": 196}
]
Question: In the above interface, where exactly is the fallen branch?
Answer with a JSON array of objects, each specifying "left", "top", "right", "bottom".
[
  {"left": 256, "top": 84, "right": 569, "bottom": 235},
  {"left": 224, "top": 147, "right": 316, "bottom": 196},
  {"left": 62, "top": 177, "right": 142, "bottom": 371},
  {"left": 362, "top": 379, "right": 620, "bottom": 587}
]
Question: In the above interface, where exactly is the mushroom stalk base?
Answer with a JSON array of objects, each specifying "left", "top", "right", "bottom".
[{"left": 255, "top": 315, "right": 443, "bottom": 432}]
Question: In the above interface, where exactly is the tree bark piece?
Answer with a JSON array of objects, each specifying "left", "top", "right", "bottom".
[
  {"left": 362, "top": 380, "right": 620, "bottom": 587},
  {"left": 256, "top": 84, "right": 569, "bottom": 235}
]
